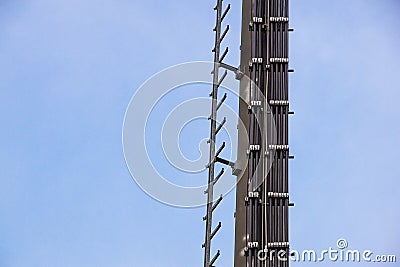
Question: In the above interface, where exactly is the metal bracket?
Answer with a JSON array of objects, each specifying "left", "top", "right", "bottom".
[{"left": 215, "top": 157, "right": 235, "bottom": 167}]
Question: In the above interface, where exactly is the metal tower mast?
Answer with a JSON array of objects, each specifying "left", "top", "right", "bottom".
[
  {"left": 202, "top": 1, "right": 293, "bottom": 266},
  {"left": 234, "top": 0, "right": 293, "bottom": 267}
]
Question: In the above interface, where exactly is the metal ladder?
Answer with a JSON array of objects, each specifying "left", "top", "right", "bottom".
[{"left": 202, "top": 0, "right": 232, "bottom": 266}]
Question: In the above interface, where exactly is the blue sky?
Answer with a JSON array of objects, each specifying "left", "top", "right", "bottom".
[{"left": 1, "top": 0, "right": 400, "bottom": 266}]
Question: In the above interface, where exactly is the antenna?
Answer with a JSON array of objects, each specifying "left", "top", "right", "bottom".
[
  {"left": 202, "top": 1, "right": 294, "bottom": 266},
  {"left": 234, "top": 0, "right": 294, "bottom": 266}
]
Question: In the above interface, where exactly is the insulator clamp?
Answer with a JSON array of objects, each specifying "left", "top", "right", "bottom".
[
  {"left": 269, "top": 100, "right": 289, "bottom": 106},
  {"left": 245, "top": 191, "right": 260, "bottom": 203},
  {"left": 252, "top": 17, "right": 263, "bottom": 23},
  {"left": 267, "top": 242, "right": 290, "bottom": 248},
  {"left": 249, "top": 57, "right": 263, "bottom": 67},
  {"left": 270, "top": 58, "right": 289, "bottom": 63},
  {"left": 248, "top": 100, "right": 262, "bottom": 110},
  {"left": 247, "top": 241, "right": 260, "bottom": 249},
  {"left": 268, "top": 192, "right": 289, "bottom": 198},
  {"left": 249, "top": 145, "right": 261, "bottom": 151},
  {"left": 269, "top": 17, "right": 289, "bottom": 22},
  {"left": 269, "top": 145, "right": 289, "bottom": 151},
  {"left": 248, "top": 191, "right": 260, "bottom": 198}
]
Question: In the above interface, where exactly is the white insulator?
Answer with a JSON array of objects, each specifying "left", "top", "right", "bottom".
[
  {"left": 248, "top": 241, "right": 259, "bottom": 248},
  {"left": 248, "top": 191, "right": 260, "bottom": 198},
  {"left": 269, "top": 145, "right": 289, "bottom": 150},
  {"left": 268, "top": 192, "right": 289, "bottom": 198},
  {"left": 251, "top": 100, "right": 262, "bottom": 106},
  {"left": 268, "top": 242, "right": 290, "bottom": 248},
  {"left": 269, "top": 100, "right": 289, "bottom": 106},
  {"left": 270, "top": 17, "right": 289, "bottom": 22},
  {"left": 270, "top": 58, "right": 289, "bottom": 63},
  {"left": 249, "top": 58, "right": 263, "bottom": 67},
  {"left": 252, "top": 17, "right": 263, "bottom": 23},
  {"left": 249, "top": 144, "right": 261, "bottom": 151},
  {"left": 252, "top": 57, "right": 263, "bottom": 63}
]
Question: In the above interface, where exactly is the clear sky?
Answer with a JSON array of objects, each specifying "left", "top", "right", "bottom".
[{"left": 1, "top": 0, "right": 400, "bottom": 267}]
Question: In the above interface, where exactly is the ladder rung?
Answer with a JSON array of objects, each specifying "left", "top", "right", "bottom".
[
  {"left": 219, "top": 25, "right": 230, "bottom": 43},
  {"left": 215, "top": 142, "right": 226, "bottom": 157},
  {"left": 210, "top": 222, "right": 222, "bottom": 240},
  {"left": 216, "top": 70, "right": 228, "bottom": 88},
  {"left": 216, "top": 93, "right": 227, "bottom": 111},
  {"left": 219, "top": 47, "right": 229, "bottom": 63},
  {"left": 221, "top": 4, "right": 231, "bottom": 22},
  {"left": 212, "top": 195, "right": 223, "bottom": 212},
  {"left": 209, "top": 250, "right": 221, "bottom": 266},
  {"left": 214, "top": 168, "right": 224, "bottom": 185},
  {"left": 203, "top": 194, "right": 223, "bottom": 220},
  {"left": 215, "top": 117, "right": 226, "bottom": 135}
]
